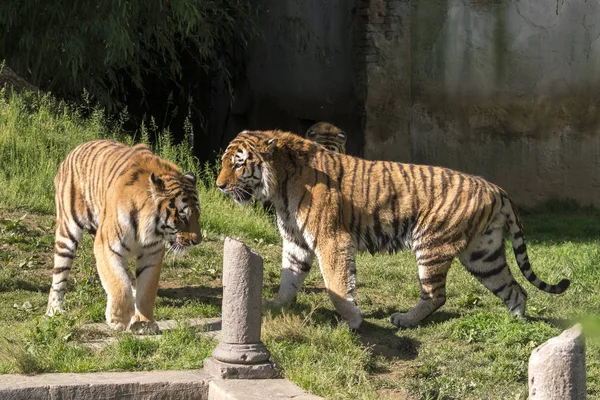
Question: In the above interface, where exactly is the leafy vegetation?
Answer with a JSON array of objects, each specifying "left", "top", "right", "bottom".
[
  {"left": 0, "top": 90, "right": 599, "bottom": 399},
  {"left": 0, "top": 1, "right": 254, "bottom": 115}
]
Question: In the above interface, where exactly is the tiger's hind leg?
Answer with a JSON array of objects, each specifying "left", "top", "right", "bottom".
[
  {"left": 459, "top": 227, "right": 527, "bottom": 317},
  {"left": 391, "top": 259, "right": 451, "bottom": 328},
  {"left": 93, "top": 231, "right": 135, "bottom": 331},
  {"left": 46, "top": 213, "right": 83, "bottom": 316}
]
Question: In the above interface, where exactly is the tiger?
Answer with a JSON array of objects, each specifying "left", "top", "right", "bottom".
[
  {"left": 305, "top": 122, "right": 347, "bottom": 154},
  {"left": 216, "top": 130, "right": 570, "bottom": 330},
  {"left": 46, "top": 139, "right": 202, "bottom": 333}
]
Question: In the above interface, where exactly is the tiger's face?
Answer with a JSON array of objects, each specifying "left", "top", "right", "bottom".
[
  {"left": 216, "top": 134, "right": 277, "bottom": 205},
  {"left": 150, "top": 172, "right": 201, "bottom": 256}
]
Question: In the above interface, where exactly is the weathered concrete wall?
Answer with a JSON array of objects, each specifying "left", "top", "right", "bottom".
[
  {"left": 365, "top": 0, "right": 600, "bottom": 206},
  {"left": 225, "top": 0, "right": 365, "bottom": 155}
]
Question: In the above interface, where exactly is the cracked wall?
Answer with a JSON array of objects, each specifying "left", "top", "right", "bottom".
[{"left": 365, "top": 0, "right": 600, "bottom": 206}]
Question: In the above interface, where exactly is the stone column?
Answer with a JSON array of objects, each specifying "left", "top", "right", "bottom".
[
  {"left": 528, "top": 324, "right": 586, "bottom": 399},
  {"left": 204, "top": 237, "right": 276, "bottom": 379}
]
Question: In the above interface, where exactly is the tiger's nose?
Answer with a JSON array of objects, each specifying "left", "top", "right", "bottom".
[
  {"left": 191, "top": 232, "right": 202, "bottom": 245},
  {"left": 217, "top": 183, "right": 227, "bottom": 191}
]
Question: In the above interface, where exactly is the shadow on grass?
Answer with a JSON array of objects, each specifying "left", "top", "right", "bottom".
[
  {"left": 157, "top": 286, "right": 222, "bottom": 306},
  {"left": 0, "top": 279, "right": 49, "bottom": 293},
  {"left": 520, "top": 202, "right": 600, "bottom": 244},
  {"left": 357, "top": 320, "right": 420, "bottom": 361},
  {"left": 527, "top": 315, "right": 579, "bottom": 330}
]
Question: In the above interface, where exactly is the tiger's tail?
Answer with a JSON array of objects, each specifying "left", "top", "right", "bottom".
[{"left": 503, "top": 195, "right": 570, "bottom": 294}]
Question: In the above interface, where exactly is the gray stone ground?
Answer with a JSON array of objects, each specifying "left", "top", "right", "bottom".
[{"left": 80, "top": 317, "right": 222, "bottom": 349}]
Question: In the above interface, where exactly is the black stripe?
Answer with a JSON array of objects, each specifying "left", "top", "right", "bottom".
[
  {"left": 105, "top": 147, "right": 138, "bottom": 188},
  {"left": 69, "top": 177, "right": 84, "bottom": 230},
  {"left": 53, "top": 267, "right": 71, "bottom": 274},
  {"left": 54, "top": 250, "right": 74, "bottom": 259},
  {"left": 130, "top": 203, "right": 139, "bottom": 241},
  {"left": 491, "top": 282, "right": 509, "bottom": 295},
  {"left": 420, "top": 272, "right": 447, "bottom": 286},
  {"left": 513, "top": 244, "right": 527, "bottom": 255},
  {"left": 470, "top": 249, "right": 487, "bottom": 262},
  {"left": 418, "top": 255, "right": 454, "bottom": 267},
  {"left": 469, "top": 263, "right": 507, "bottom": 279},
  {"left": 65, "top": 228, "right": 79, "bottom": 249},
  {"left": 115, "top": 226, "right": 131, "bottom": 252},
  {"left": 55, "top": 241, "right": 73, "bottom": 251},
  {"left": 146, "top": 247, "right": 165, "bottom": 258},
  {"left": 109, "top": 245, "right": 124, "bottom": 258},
  {"left": 288, "top": 253, "right": 312, "bottom": 272},
  {"left": 143, "top": 240, "right": 163, "bottom": 248},
  {"left": 136, "top": 264, "right": 154, "bottom": 278},
  {"left": 483, "top": 246, "right": 504, "bottom": 263}
]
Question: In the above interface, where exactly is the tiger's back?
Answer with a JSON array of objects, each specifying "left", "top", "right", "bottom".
[
  {"left": 48, "top": 139, "right": 201, "bottom": 332},
  {"left": 305, "top": 122, "right": 347, "bottom": 153}
]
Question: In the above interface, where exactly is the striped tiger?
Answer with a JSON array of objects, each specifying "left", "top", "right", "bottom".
[
  {"left": 305, "top": 122, "right": 347, "bottom": 153},
  {"left": 47, "top": 140, "right": 202, "bottom": 333},
  {"left": 216, "top": 130, "right": 570, "bottom": 329}
]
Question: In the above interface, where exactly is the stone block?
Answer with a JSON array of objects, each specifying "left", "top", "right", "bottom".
[
  {"left": 208, "top": 378, "right": 322, "bottom": 400},
  {"left": 204, "top": 358, "right": 278, "bottom": 380},
  {"left": 528, "top": 324, "right": 586, "bottom": 399}
]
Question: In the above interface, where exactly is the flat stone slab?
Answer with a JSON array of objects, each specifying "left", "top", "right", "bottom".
[
  {"left": 0, "top": 370, "right": 211, "bottom": 400},
  {"left": 208, "top": 378, "right": 322, "bottom": 400},
  {"left": 204, "top": 357, "right": 278, "bottom": 379},
  {"left": 81, "top": 318, "right": 222, "bottom": 349}
]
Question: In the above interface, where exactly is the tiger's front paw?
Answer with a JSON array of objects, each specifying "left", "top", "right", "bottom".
[
  {"left": 343, "top": 315, "right": 363, "bottom": 331},
  {"left": 390, "top": 312, "right": 417, "bottom": 329},
  {"left": 271, "top": 294, "right": 297, "bottom": 307},
  {"left": 106, "top": 320, "right": 129, "bottom": 331},
  {"left": 129, "top": 320, "right": 160, "bottom": 335},
  {"left": 129, "top": 313, "right": 160, "bottom": 334},
  {"left": 45, "top": 303, "right": 66, "bottom": 317}
]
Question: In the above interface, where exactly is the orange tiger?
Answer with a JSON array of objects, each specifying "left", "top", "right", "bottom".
[
  {"left": 305, "top": 122, "right": 347, "bottom": 153},
  {"left": 47, "top": 140, "right": 201, "bottom": 333},
  {"left": 216, "top": 130, "right": 569, "bottom": 329}
]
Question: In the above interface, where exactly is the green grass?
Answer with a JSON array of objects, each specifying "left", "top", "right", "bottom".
[{"left": 0, "top": 90, "right": 599, "bottom": 399}]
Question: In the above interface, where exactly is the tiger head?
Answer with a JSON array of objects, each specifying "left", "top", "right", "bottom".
[
  {"left": 216, "top": 131, "right": 278, "bottom": 205},
  {"left": 305, "top": 122, "right": 346, "bottom": 154},
  {"left": 149, "top": 171, "right": 201, "bottom": 256}
]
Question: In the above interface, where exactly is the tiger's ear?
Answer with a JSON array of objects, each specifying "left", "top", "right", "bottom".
[
  {"left": 259, "top": 138, "right": 278, "bottom": 159},
  {"left": 150, "top": 173, "right": 165, "bottom": 194},
  {"left": 182, "top": 172, "right": 196, "bottom": 185}
]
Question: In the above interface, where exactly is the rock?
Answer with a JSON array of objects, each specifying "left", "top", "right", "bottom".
[{"left": 528, "top": 324, "right": 586, "bottom": 399}]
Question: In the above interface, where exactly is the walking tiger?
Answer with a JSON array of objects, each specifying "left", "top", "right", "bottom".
[
  {"left": 47, "top": 140, "right": 201, "bottom": 333},
  {"left": 216, "top": 130, "right": 569, "bottom": 329}
]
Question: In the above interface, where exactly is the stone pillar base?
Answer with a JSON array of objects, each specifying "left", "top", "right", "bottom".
[
  {"left": 204, "top": 357, "right": 278, "bottom": 379},
  {"left": 211, "top": 342, "right": 270, "bottom": 364}
]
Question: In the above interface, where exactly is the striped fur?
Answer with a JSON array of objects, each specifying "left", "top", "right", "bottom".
[
  {"left": 216, "top": 130, "right": 570, "bottom": 329},
  {"left": 305, "top": 122, "right": 347, "bottom": 154},
  {"left": 47, "top": 140, "right": 201, "bottom": 333}
]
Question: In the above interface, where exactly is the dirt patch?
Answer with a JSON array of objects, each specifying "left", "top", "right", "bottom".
[{"left": 376, "top": 388, "right": 411, "bottom": 400}]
